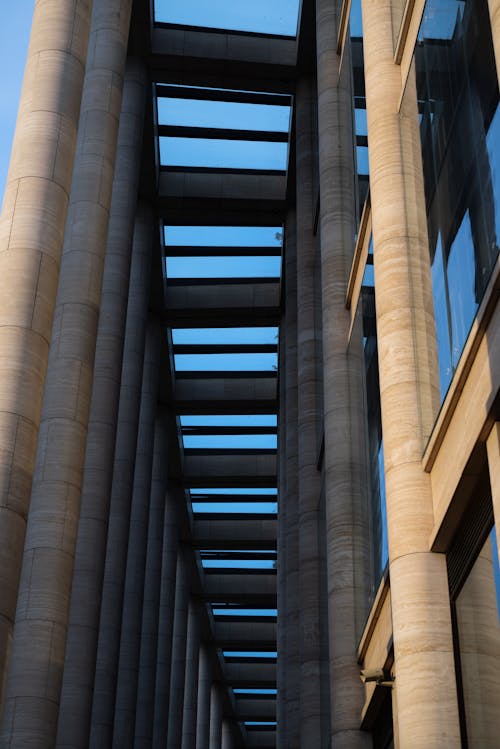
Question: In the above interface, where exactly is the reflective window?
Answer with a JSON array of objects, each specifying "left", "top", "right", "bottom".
[
  {"left": 415, "top": 0, "right": 500, "bottom": 400},
  {"left": 455, "top": 527, "right": 500, "bottom": 747}
]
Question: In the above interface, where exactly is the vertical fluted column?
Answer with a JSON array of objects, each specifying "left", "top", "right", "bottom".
[
  {"left": 221, "top": 720, "right": 234, "bottom": 749},
  {"left": 488, "top": 0, "right": 500, "bottom": 80},
  {"left": 315, "top": 1, "right": 372, "bottom": 745},
  {"left": 209, "top": 684, "right": 223, "bottom": 749},
  {"left": 112, "top": 318, "right": 162, "bottom": 748},
  {"left": 0, "top": 0, "right": 92, "bottom": 711},
  {"left": 181, "top": 599, "right": 201, "bottom": 749},
  {"left": 152, "top": 489, "right": 179, "bottom": 747},
  {"left": 135, "top": 407, "right": 170, "bottom": 748},
  {"left": 56, "top": 60, "right": 147, "bottom": 749},
  {"left": 295, "top": 75, "right": 327, "bottom": 746},
  {"left": 196, "top": 643, "right": 213, "bottom": 749},
  {"left": 362, "top": 0, "right": 461, "bottom": 744},
  {"left": 1, "top": 0, "right": 133, "bottom": 744},
  {"left": 487, "top": 423, "right": 500, "bottom": 565},
  {"left": 166, "top": 545, "right": 191, "bottom": 749},
  {"left": 276, "top": 321, "right": 287, "bottom": 748},
  {"left": 89, "top": 202, "right": 153, "bottom": 747},
  {"left": 284, "top": 210, "right": 300, "bottom": 743}
]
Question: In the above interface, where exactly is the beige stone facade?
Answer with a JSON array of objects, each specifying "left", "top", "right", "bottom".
[{"left": 0, "top": 0, "right": 499, "bottom": 747}]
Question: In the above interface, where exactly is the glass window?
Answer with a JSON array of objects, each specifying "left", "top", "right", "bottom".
[
  {"left": 455, "top": 527, "right": 500, "bottom": 747},
  {"left": 415, "top": 0, "right": 500, "bottom": 400}
]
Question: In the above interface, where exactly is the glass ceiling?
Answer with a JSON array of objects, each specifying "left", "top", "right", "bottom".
[{"left": 154, "top": 0, "right": 301, "bottom": 36}]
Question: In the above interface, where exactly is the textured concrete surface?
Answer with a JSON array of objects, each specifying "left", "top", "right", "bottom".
[
  {"left": 209, "top": 683, "right": 223, "bottom": 749},
  {"left": 166, "top": 546, "right": 190, "bottom": 748},
  {"left": 196, "top": 643, "right": 213, "bottom": 749},
  {"left": 89, "top": 202, "right": 153, "bottom": 747},
  {"left": 112, "top": 318, "right": 161, "bottom": 748},
  {"left": 56, "top": 59, "right": 147, "bottom": 749},
  {"left": 0, "top": 0, "right": 92, "bottom": 714},
  {"left": 362, "top": 0, "right": 461, "bottom": 743},
  {"left": 316, "top": 0, "right": 371, "bottom": 744},
  {"left": 135, "top": 408, "right": 170, "bottom": 748},
  {"left": 295, "top": 74, "right": 328, "bottom": 746},
  {"left": 0, "top": 0, "right": 133, "bottom": 744},
  {"left": 181, "top": 599, "right": 201, "bottom": 749}
]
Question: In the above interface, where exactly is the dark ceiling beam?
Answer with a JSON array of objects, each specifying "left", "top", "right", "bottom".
[
  {"left": 155, "top": 84, "right": 293, "bottom": 106},
  {"left": 158, "top": 125, "right": 289, "bottom": 142},
  {"left": 164, "top": 245, "right": 281, "bottom": 257},
  {"left": 173, "top": 344, "right": 277, "bottom": 355}
]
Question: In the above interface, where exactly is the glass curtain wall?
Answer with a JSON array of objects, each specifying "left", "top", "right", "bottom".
[{"left": 415, "top": 0, "right": 500, "bottom": 400}]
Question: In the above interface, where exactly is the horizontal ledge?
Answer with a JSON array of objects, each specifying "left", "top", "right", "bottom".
[
  {"left": 175, "top": 401, "right": 278, "bottom": 415},
  {"left": 182, "top": 427, "right": 277, "bottom": 436},
  {"left": 158, "top": 125, "right": 289, "bottom": 142},
  {"left": 156, "top": 85, "right": 293, "bottom": 106},
  {"left": 175, "top": 371, "right": 277, "bottom": 380},
  {"left": 166, "top": 277, "right": 279, "bottom": 286},
  {"left": 165, "top": 245, "right": 282, "bottom": 257},
  {"left": 160, "top": 165, "right": 287, "bottom": 176},
  {"left": 185, "top": 476, "right": 277, "bottom": 488}
]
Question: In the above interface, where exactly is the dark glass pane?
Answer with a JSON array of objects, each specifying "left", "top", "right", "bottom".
[{"left": 416, "top": 0, "right": 500, "bottom": 400}]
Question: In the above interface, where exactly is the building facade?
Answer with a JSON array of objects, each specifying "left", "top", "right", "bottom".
[{"left": 0, "top": 0, "right": 499, "bottom": 747}]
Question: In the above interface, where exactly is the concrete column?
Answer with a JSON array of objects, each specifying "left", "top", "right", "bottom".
[
  {"left": 295, "top": 74, "right": 327, "bottom": 746},
  {"left": 284, "top": 210, "right": 300, "bottom": 744},
  {"left": 221, "top": 720, "right": 234, "bottom": 749},
  {"left": 152, "top": 489, "right": 179, "bottom": 747},
  {"left": 1, "top": 0, "right": 133, "bottom": 744},
  {"left": 56, "top": 59, "right": 147, "bottom": 749},
  {"left": 181, "top": 599, "right": 202, "bottom": 749},
  {"left": 209, "top": 683, "right": 223, "bottom": 749},
  {"left": 487, "top": 422, "right": 500, "bottom": 566},
  {"left": 89, "top": 202, "right": 153, "bottom": 747},
  {"left": 276, "top": 321, "right": 287, "bottom": 748},
  {"left": 112, "top": 318, "right": 162, "bottom": 748},
  {"left": 315, "top": 1, "right": 372, "bottom": 745},
  {"left": 196, "top": 643, "right": 213, "bottom": 749},
  {"left": 488, "top": 0, "right": 500, "bottom": 81},
  {"left": 166, "top": 545, "right": 191, "bottom": 749},
  {"left": 135, "top": 407, "right": 170, "bottom": 748},
  {"left": 362, "top": 0, "right": 461, "bottom": 744},
  {"left": 0, "top": 0, "right": 92, "bottom": 711}
]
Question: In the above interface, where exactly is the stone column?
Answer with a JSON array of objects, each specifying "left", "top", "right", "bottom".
[
  {"left": 221, "top": 720, "right": 234, "bottom": 749},
  {"left": 135, "top": 407, "right": 170, "bottom": 748},
  {"left": 0, "top": 0, "right": 92, "bottom": 710},
  {"left": 361, "top": 0, "right": 461, "bottom": 744},
  {"left": 56, "top": 59, "right": 147, "bottom": 749},
  {"left": 284, "top": 210, "right": 300, "bottom": 744},
  {"left": 89, "top": 202, "right": 153, "bottom": 747},
  {"left": 209, "top": 683, "right": 223, "bottom": 749},
  {"left": 276, "top": 323, "right": 287, "bottom": 748},
  {"left": 487, "top": 422, "right": 500, "bottom": 565},
  {"left": 112, "top": 318, "right": 162, "bottom": 748},
  {"left": 0, "top": 0, "right": 133, "bottom": 744},
  {"left": 166, "top": 545, "right": 191, "bottom": 749},
  {"left": 152, "top": 489, "right": 179, "bottom": 748},
  {"left": 488, "top": 0, "right": 500, "bottom": 81},
  {"left": 181, "top": 599, "right": 201, "bottom": 749},
  {"left": 295, "top": 74, "right": 326, "bottom": 746},
  {"left": 315, "top": 1, "right": 371, "bottom": 745},
  {"left": 195, "top": 643, "right": 213, "bottom": 749}
]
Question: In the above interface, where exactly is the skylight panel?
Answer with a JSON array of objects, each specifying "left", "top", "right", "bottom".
[
  {"left": 180, "top": 414, "right": 277, "bottom": 427},
  {"left": 164, "top": 226, "right": 282, "bottom": 247},
  {"left": 155, "top": 0, "right": 300, "bottom": 36},
  {"left": 183, "top": 434, "right": 277, "bottom": 449},
  {"left": 191, "top": 502, "right": 277, "bottom": 514},
  {"left": 174, "top": 353, "right": 277, "bottom": 371},
  {"left": 159, "top": 137, "right": 288, "bottom": 170},
  {"left": 165, "top": 256, "right": 281, "bottom": 279},
  {"left": 158, "top": 98, "right": 291, "bottom": 132},
  {"left": 173, "top": 328, "right": 278, "bottom": 345}
]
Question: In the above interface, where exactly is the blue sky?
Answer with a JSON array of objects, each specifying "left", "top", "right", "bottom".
[{"left": 0, "top": 1, "right": 33, "bottom": 204}]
